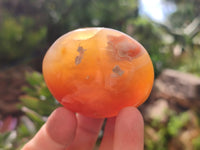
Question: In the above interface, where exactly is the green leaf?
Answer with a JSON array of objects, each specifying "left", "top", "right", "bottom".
[
  {"left": 193, "top": 136, "right": 200, "bottom": 150},
  {"left": 21, "top": 86, "right": 38, "bottom": 97},
  {"left": 20, "top": 95, "right": 57, "bottom": 116},
  {"left": 25, "top": 72, "right": 44, "bottom": 87},
  {"left": 21, "top": 107, "right": 44, "bottom": 130},
  {"left": 167, "top": 112, "right": 189, "bottom": 136}
]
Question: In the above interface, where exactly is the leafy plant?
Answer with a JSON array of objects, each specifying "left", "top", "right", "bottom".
[
  {"left": 0, "top": 71, "right": 59, "bottom": 149},
  {"left": 144, "top": 111, "right": 190, "bottom": 150},
  {"left": 0, "top": 15, "right": 47, "bottom": 65},
  {"left": 193, "top": 135, "right": 200, "bottom": 150},
  {"left": 19, "top": 71, "right": 59, "bottom": 130}
]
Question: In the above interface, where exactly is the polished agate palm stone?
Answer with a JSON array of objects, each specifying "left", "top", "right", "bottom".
[{"left": 43, "top": 27, "right": 154, "bottom": 118}]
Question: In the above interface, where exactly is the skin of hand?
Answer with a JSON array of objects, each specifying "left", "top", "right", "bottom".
[{"left": 22, "top": 106, "right": 144, "bottom": 150}]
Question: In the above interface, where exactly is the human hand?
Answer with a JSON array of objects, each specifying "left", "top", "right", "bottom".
[{"left": 22, "top": 106, "right": 144, "bottom": 150}]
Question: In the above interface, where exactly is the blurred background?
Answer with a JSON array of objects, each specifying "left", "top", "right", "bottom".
[{"left": 0, "top": 0, "right": 200, "bottom": 149}]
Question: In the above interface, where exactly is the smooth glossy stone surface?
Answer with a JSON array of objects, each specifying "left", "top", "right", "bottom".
[{"left": 43, "top": 27, "right": 154, "bottom": 118}]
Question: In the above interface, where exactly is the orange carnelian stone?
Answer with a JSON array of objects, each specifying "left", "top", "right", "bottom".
[{"left": 43, "top": 28, "right": 154, "bottom": 118}]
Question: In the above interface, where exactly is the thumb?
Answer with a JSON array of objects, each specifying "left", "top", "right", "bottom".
[{"left": 22, "top": 107, "right": 77, "bottom": 150}]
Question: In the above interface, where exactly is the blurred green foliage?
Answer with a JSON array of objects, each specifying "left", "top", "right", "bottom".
[
  {"left": 0, "top": 14, "right": 47, "bottom": 64},
  {"left": 145, "top": 111, "right": 190, "bottom": 150},
  {"left": 1, "top": 0, "right": 199, "bottom": 75},
  {"left": 0, "top": 71, "right": 59, "bottom": 149},
  {"left": 193, "top": 136, "right": 200, "bottom": 150},
  {"left": 19, "top": 72, "right": 59, "bottom": 129},
  {"left": 0, "top": 72, "right": 190, "bottom": 149},
  {"left": 176, "top": 50, "right": 200, "bottom": 76},
  {"left": 0, "top": 71, "right": 197, "bottom": 149},
  {"left": 0, "top": 0, "right": 200, "bottom": 149},
  {"left": 0, "top": 0, "right": 173, "bottom": 76}
]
